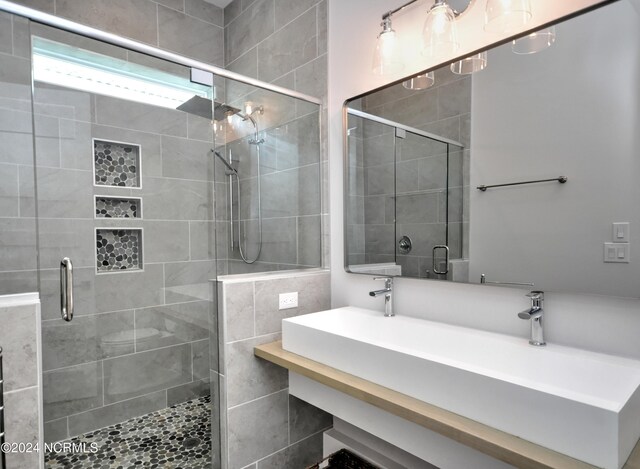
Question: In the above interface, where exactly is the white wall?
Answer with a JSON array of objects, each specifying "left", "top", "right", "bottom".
[
  {"left": 469, "top": 1, "right": 640, "bottom": 297},
  {"left": 328, "top": 0, "right": 640, "bottom": 360}
]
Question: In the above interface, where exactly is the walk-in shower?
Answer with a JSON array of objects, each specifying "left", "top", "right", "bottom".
[{"left": 0, "top": 1, "right": 323, "bottom": 467}]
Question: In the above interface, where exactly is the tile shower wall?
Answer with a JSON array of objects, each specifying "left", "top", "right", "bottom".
[
  {"left": 0, "top": 294, "right": 44, "bottom": 469},
  {"left": 222, "top": 0, "right": 329, "bottom": 274},
  {"left": 0, "top": 12, "right": 38, "bottom": 295},
  {"left": 9, "top": 0, "right": 224, "bottom": 66},
  {"left": 216, "top": 270, "right": 332, "bottom": 469},
  {"left": 32, "top": 26, "right": 216, "bottom": 442},
  {"left": 354, "top": 68, "right": 471, "bottom": 279}
]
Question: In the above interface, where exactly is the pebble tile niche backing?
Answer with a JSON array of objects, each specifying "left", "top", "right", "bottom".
[
  {"left": 95, "top": 196, "right": 142, "bottom": 218},
  {"left": 96, "top": 229, "right": 142, "bottom": 272},
  {"left": 94, "top": 139, "right": 141, "bottom": 188}
]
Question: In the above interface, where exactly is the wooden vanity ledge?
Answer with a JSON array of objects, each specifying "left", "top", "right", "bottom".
[{"left": 255, "top": 340, "right": 640, "bottom": 469}]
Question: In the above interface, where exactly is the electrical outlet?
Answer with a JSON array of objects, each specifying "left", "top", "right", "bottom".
[
  {"left": 604, "top": 242, "right": 630, "bottom": 263},
  {"left": 279, "top": 292, "right": 298, "bottom": 310}
]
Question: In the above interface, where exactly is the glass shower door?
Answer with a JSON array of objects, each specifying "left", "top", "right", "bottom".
[
  {"left": 30, "top": 24, "right": 220, "bottom": 468},
  {"left": 394, "top": 130, "right": 450, "bottom": 279}
]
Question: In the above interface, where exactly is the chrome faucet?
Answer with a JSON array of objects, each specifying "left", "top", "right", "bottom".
[
  {"left": 370, "top": 277, "right": 394, "bottom": 317},
  {"left": 518, "top": 291, "right": 545, "bottom": 346}
]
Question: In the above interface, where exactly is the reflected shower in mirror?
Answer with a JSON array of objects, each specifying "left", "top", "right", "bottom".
[{"left": 344, "top": 0, "right": 640, "bottom": 298}]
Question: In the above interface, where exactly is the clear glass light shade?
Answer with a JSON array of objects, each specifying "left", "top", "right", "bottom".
[
  {"left": 372, "top": 28, "right": 404, "bottom": 75},
  {"left": 450, "top": 51, "right": 487, "bottom": 74},
  {"left": 484, "top": 0, "right": 532, "bottom": 33},
  {"left": 422, "top": 3, "right": 459, "bottom": 58},
  {"left": 402, "top": 72, "right": 435, "bottom": 90},
  {"left": 512, "top": 27, "right": 556, "bottom": 54}
]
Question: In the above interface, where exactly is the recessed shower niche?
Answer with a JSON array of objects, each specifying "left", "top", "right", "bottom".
[
  {"left": 95, "top": 228, "right": 143, "bottom": 273},
  {"left": 95, "top": 196, "right": 142, "bottom": 219},
  {"left": 93, "top": 138, "right": 141, "bottom": 188}
]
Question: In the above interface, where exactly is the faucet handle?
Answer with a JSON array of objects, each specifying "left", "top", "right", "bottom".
[
  {"left": 526, "top": 291, "right": 544, "bottom": 300},
  {"left": 373, "top": 277, "right": 392, "bottom": 287}
]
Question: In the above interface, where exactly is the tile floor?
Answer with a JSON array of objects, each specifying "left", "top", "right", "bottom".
[{"left": 45, "top": 396, "right": 212, "bottom": 469}]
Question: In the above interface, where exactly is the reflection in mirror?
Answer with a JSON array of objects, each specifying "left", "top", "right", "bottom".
[{"left": 345, "top": 0, "right": 640, "bottom": 297}]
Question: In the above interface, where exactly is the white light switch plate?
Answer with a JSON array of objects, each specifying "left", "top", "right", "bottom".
[
  {"left": 279, "top": 292, "right": 298, "bottom": 310},
  {"left": 604, "top": 243, "right": 630, "bottom": 263},
  {"left": 613, "top": 222, "right": 630, "bottom": 242}
]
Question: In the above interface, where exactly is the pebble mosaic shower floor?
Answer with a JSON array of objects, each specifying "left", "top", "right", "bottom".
[{"left": 45, "top": 396, "right": 212, "bottom": 469}]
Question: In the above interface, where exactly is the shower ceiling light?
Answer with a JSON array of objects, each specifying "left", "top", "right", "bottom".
[
  {"left": 484, "top": 0, "right": 532, "bottom": 33},
  {"left": 372, "top": 17, "right": 404, "bottom": 75},
  {"left": 512, "top": 27, "right": 556, "bottom": 54},
  {"left": 402, "top": 72, "right": 435, "bottom": 90},
  {"left": 32, "top": 37, "right": 211, "bottom": 111},
  {"left": 422, "top": 0, "right": 459, "bottom": 58}
]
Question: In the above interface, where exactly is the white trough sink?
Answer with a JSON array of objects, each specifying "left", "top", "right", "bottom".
[{"left": 282, "top": 307, "right": 640, "bottom": 469}]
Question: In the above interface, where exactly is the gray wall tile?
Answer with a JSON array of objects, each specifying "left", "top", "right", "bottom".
[
  {"left": 226, "top": 333, "right": 286, "bottom": 407},
  {"left": 103, "top": 344, "right": 192, "bottom": 404},
  {"left": 135, "top": 301, "right": 209, "bottom": 351},
  {"left": 155, "top": 0, "right": 185, "bottom": 11},
  {"left": 4, "top": 387, "right": 41, "bottom": 468},
  {"left": 190, "top": 221, "right": 216, "bottom": 260},
  {"left": 94, "top": 264, "right": 165, "bottom": 312},
  {"left": 0, "top": 303, "right": 38, "bottom": 391},
  {"left": 44, "top": 361, "right": 103, "bottom": 421},
  {"left": 158, "top": 5, "right": 224, "bottom": 65},
  {"left": 224, "top": 282, "right": 255, "bottom": 342},
  {"left": 68, "top": 390, "right": 167, "bottom": 436},
  {"left": 0, "top": 218, "right": 37, "bottom": 271},
  {"left": 56, "top": 0, "right": 159, "bottom": 45},
  {"left": 228, "top": 389, "right": 289, "bottom": 469},
  {"left": 167, "top": 378, "right": 210, "bottom": 406},
  {"left": 164, "top": 260, "right": 216, "bottom": 303},
  {"left": 185, "top": 0, "right": 224, "bottom": 26},
  {"left": 42, "top": 310, "right": 134, "bottom": 371},
  {"left": 10, "top": 0, "right": 54, "bottom": 13},
  {"left": 161, "top": 135, "right": 214, "bottom": 181},
  {"left": 254, "top": 272, "right": 329, "bottom": 335},
  {"left": 257, "top": 8, "right": 316, "bottom": 83},
  {"left": 192, "top": 338, "right": 211, "bottom": 380},
  {"left": 225, "top": 0, "right": 275, "bottom": 65},
  {"left": 297, "top": 216, "right": 321, "bottom": 266},
  {"left": 142, "top": 177, "right": 212, "bottom": 221},
  {"left": 143, "top": 221, "right": 191, "bottom": 263},
  {"left": 96, "top": 96, "right": 188, "bottom": 137},
  {"left": 295, "top": 55, "right": 326, "bottom": 100},
  {"left": 44, "top": 418, "right": 69, "bottom": 444},
  {"left": 257, "top": 432, "right": 323, "bottom": 469},
  {"left": 274, "top": 0, "right": 318, "bottom": 27},
  {"left": 0, "top": 163, "right": 19, "bottom": 218}
]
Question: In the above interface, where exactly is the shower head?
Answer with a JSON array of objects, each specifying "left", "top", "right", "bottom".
[
  {"left": 176, "top": 96, "right": 240, "bottom": 121},
  {"left": 213, "top": 150, "right": 238, "bottom": 175}
]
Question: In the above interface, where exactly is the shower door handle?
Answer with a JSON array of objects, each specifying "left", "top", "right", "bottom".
[
  {"left": 60, "top": 257, "right": 74, "bottom": 322},
  {"left": 432, "top": 245, "right": 450, "bottom": 275}
]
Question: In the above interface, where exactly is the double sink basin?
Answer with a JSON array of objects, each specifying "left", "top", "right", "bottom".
[{"left": 282, "top": 307, "right": 640, "bottom": 469}]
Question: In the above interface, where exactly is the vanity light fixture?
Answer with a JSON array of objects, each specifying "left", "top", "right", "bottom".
[
  {"left": 372, "top": 17, "right": 404, "bottom": 75},
  {"left": 422, "top": 0, "right": 460, "bottom": 58},
  {"left": 512, "top": 26, "right": 556, "bottom": 54},
  {"left": 402, "top": 72, "right": 435, "bottom": 90},
  {"left": 484, "top": 0, "right": 532, "bottom": 33},
  {"left": 450, "top": 51, "right": 487, "bottom": 74}
]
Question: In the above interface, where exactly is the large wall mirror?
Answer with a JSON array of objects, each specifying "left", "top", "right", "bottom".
[{"left": 344, "top": 0, "right": 639, "bottom": 297}]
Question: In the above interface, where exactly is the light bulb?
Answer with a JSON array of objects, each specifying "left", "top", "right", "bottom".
[
  {"left": 372, "top": 18, "right": 404, "bottom": 75},
  {"left": 422, "top": 1, "right": 459, "bottom": 58}
]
